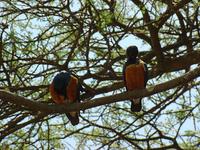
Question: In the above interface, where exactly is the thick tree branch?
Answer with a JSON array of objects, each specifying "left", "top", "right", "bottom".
[
  {"left": 157, "top": 0, "right": 192, "bottom": 29},
  {"left": 0, "top": 39, "right": 2, "bottom": 67},
  {"left": 0, "top": 23, "right": 8, "bottom": 67},
  {"left": 1, "top": 65, "right": 200, "bottom": 114}
]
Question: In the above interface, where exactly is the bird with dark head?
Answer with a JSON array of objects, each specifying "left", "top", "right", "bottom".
[
  {"left": 49, "top": 72, "right": 80, "bottom": 126},
  {"left": 123, "top": 45, "right": 148, "bottom": 112}
]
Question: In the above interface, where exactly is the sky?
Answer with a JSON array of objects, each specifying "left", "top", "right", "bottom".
[{"left": 1, "top": 1, "right": 200, "bottom": 149}]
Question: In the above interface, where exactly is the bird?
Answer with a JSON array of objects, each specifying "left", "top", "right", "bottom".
[
  {"left": 123, "top": 46, "right": 148, "bottom": 112},
  {"left": 49, "top": 72, "right": 81, "bottom": 125}
]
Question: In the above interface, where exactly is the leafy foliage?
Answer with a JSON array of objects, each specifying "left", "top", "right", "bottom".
[{"left": 0, "top": 0, "right": 200, "bottom": 149}]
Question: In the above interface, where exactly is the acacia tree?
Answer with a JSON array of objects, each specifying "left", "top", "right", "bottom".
[{"left": 0, "top": 0, "right": 200, "bottom": 149}]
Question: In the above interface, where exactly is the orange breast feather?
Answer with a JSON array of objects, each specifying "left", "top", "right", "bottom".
[
  {"left": 66, "top": 75, "right": 78, "bottom": 103},
  {"left": 49, "top": 83, "right": 65, "bottom": 104},
  {"left": 125, "top": 64, "right": 145, "bottom": 91}
]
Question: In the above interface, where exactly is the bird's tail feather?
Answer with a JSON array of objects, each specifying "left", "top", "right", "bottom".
[{"left": 131, "top": 98, "right": 142, "bottom": 112}]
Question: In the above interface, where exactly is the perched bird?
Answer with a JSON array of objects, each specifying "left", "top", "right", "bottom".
[
  {"left": 49, "top": 72, "right": 81, "bottom": 125},
  {"left": 123, "top": 46, "right": 148, "bottom": 112}
]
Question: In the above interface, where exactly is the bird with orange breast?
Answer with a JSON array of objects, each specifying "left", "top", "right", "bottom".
[
  {"left": 49, "top": 72, "right": 82, "bottom": 125},
  {"left": 123, "top": 46, "right": 148, "bottom": 112}
]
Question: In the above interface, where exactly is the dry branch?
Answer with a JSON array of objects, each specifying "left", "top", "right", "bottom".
[{"left": 1, "top": 65, "right": 200, "bottom": 114}]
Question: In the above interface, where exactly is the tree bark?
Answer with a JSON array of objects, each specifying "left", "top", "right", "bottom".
[{"left": 1, "top": 65, "right": 200, "bottom": 114}]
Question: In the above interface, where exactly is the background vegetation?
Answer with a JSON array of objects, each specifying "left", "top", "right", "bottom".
[{"left": 0, "top": 0, "right": 200, "bottom": 149}]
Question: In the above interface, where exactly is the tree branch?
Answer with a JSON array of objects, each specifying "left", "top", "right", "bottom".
[{"left": 1, "top": 65, "right": 200, "bottom": 114}]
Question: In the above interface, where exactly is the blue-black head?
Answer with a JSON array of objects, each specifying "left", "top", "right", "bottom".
[
  {"left": 53, "top": 72, "right": 71, "bottom": 96},
  {"left": 126, "top": 46, "right": 138, "bottom": 60}
]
